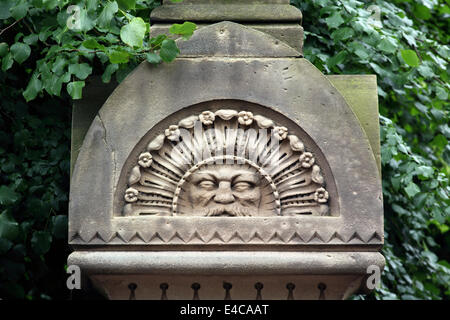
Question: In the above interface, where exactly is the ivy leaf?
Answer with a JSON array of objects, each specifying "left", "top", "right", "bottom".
[
  {"left": 435, "top": 86, "right": 448, "bottom": 101},
  {"left": 30, "top": 231, "right": 52, "bottom": 255},
  {"left": 86, "top": 0, "right": 99, "bottom": 12},
  {"left": 1, "top": 52, "right": 13, "bottom": 71},
  {"left": 0, "top": 0, "right": 13, "bottom": 19},
  {"left": 325, "top": 12, "right": 344, "bottom": 29},
  {"left": 159, "top": 39, "right": 180, "bottom": 63},
  {"left": 38, "top": 27, "right": 52, "bottom": 42},
  {"left": 0, "top": 42, "right": 8, "bottom": 57},
  {"left": 10, "top": 1, "right": 29, "bottom": 20},
  {"left": 401, "top": 49, "right": 420, "bottom": 67},
  {"left": 78, "top": 8, "right": 96, "bottom": 32},
  {"left": 51, "top": 56, "right": 67, "bottom": 75},
  {"left": 327, "top": 50, "right": 348, "bottom": 69},
  {"left": 379, "top": 37, "right": 398, "bottom": 54},
  {"left": 61, "top": 71, "right": 71, "bottom": 83},
  {"left": 417, "top": 65, "right": 434, "bottom": 78},
  {"left": 98, "top": 1, "right": 118, "bottom": 28},
  {"left": 23, "top": 34, "right": 38, "bottom": 46},
  {"left": 169, "top": 22, "right": 197, "bottom": 40},
  {"left": 102, "top": 63, "right": 119, "bottom": 83},
  {"left": 404, "top": 182, "right": 420, "bottom": 198},
  {"left": 10, "top": 42, "right": 31, "bottom": 64},
  {"left": 415, "top": 166, "right": 434, "bottom": 179},
  {"left": 146, "top": 52, "right": 162, "bottom": 64},
  {"left": 0, "top": 185, "right": 19, "bottom": 205},
  {"left": 150, "top": 34, "right": 168, "bottom": 49},
  {"left": 0, "top": 211, "right": 19, "bottom": 241},
  {"left": 40, "top": 0, "right": 59, "bottom": 10},
  {"left": 431, "top": 134, "right": 447, "bottom": 152},
  {"left": 23, "top": 73, "right": 42, "bottom": 102},
  {"left": 107, "top": 49, "right": 130, "bottom": 63},
  {"left": 82, "top": 39, "right": 104, "bottom": 50},
  {"left": 430, "top": 108, "right": 445, "bottom": 120},
  {"left": 414, "top": 4, "right": 431, "bottom": 20},
  {"left": 120, "top": 17, "right": 146, "bottom": 48},
  {"left": 348, "top": 41, "right": 369, "bottom": 60},
  {"left": 117, "top": 0, "right": 136, "bottom": 10},
  {"left": 331, "top": 27, "right": 354, "bottom": 41},
  {"left": 422, "top": 251, "right": 438, "bottom": 264},
  {"left": 67, "top": 81, "right": 85, "bottom": 100},
  {"left": 44, "top": 74, "right": 64, "bottom": 96},
  {"left": 69, "top": 63, "right": 92, "bottom": 80},
  {"left": 52, "top": 215, "right": 67, "bottom": 239}
]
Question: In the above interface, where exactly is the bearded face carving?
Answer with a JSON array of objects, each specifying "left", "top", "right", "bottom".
[
  {"left": 121, "top": 109, "right": 330, "bottom": 217},
  {"left": 183, "top": 165, "right": 262, "bottom": 217}
]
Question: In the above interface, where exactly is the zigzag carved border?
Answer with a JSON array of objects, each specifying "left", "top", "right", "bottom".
[{"left": 69, "top": 230, "right": 383, "bottom": 245}]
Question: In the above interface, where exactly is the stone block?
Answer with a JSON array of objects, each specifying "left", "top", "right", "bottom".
[
  {"left": 328, "top": 75, "right": 381, "bottom": 175},
  {"left": 151, "top": 4, "right": 302, "bottom": 23},
  {"left": 151, "top": 23, "right": 304, "bottom": 54},
  {"left": 68, "top": 21, "right": 384, "bottom": 300}
]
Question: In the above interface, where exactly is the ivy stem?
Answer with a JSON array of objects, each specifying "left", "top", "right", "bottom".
[
  {"left": 22, "top": 19, "right": 35, "bottom": 35},
  {"left": 118, "top": 8, "right": 131, "bottom": 21},
  {"left": 0, "top": 18, "right": 24, "bottom": 36}
]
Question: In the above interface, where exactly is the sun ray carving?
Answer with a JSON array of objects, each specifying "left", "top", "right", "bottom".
[{"left": 122, "top": 109, "right": 330, "bottom": 217}]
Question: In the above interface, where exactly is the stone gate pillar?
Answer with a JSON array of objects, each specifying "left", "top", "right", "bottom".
[{"left": 68, "top": 0, "right": 384, "bottom": 300}]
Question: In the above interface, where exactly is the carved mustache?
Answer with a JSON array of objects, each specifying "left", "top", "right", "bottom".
[{"left": 202, "top": 204, "right": 256, "bottom": 217}]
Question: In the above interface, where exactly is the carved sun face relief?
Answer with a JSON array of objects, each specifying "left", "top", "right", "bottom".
[
  {"left": 121, "top": 109, "right": 330, "bottom": 217},
  {"left": 182, "top": 164, "right": 263, "bottom": 217}
]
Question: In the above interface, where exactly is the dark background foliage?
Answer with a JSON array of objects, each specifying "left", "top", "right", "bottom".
[{"left": 0, "top": 0, "right": 448, "bottom": 299}]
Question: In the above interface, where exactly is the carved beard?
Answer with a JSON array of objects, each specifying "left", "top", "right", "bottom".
[{"left": 201, "top": 204, "right": 257, "bottom": 217}]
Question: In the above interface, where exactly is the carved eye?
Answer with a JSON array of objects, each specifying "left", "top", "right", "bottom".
[
  {"left": 198, "top": 180, "right": 216, "bottom": 190},
  {"left": 233, "top": 181, "right": 253, "bottom": 191}
]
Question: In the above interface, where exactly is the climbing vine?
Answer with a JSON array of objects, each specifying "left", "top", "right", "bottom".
[{"left": 291, "top": 0, "right": 449, "bottom": 299}]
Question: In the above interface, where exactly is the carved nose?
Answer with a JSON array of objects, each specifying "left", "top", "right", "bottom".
[{"left": 214, "top": 182, "right": 234, "bottom": 204}]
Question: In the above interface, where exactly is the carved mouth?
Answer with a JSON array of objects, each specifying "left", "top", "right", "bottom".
[
  {"left": 203, "top": 206, "right": 252, "bottom": 217},
  {"left": 207, "top": 210, "right": 237, "bottom": 217}
]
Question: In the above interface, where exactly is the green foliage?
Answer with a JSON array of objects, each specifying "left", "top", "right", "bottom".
[
  {"left": 0, "top": 0, "right": 197, "bottom": 300},
  {"left": 0, "top": 68, "right": 72, "bottom": 299},
  {"left": 159, "top": 39, "right": 179, "bottom": 62},
  {"left": 10, "top": 42, "right": 30, "bottom": 64},
  {"left": 401, "top": 49, "right": 420, "bottom": 67},
  {"left": 0, "top": 0, "right": 448, "bottom": 300},
  {"left": 291, "top": 0, "right": 449, "bottom": 299},
  {"left": 169, "top": 21, "right": 197, "bottom": 40},
  {"left": 0, "top": 0, "right": 196, "bottom": 101},
  {"left": 120, "top": 17, "right": 147, "bottom": 48}
]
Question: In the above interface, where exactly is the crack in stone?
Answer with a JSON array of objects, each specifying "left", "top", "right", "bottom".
[{"left": 97, "top": 113, "right": 118, "bottom": 194}]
